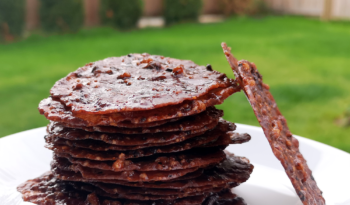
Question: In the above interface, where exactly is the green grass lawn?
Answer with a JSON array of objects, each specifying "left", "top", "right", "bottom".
[{"left": 1, "top": 16, "right": 349, "bottom": 152}]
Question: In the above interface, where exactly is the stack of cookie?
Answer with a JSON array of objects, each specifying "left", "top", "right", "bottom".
[{"left": 18, "top": 54, "right": 254, "bottom": 205}]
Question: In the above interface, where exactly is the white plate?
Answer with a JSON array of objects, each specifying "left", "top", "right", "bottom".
[{"left": 0, "top": 124, "right": 349, "bottom": 205}]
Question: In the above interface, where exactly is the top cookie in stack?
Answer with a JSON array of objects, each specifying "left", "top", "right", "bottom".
[
  {"left": 18, "top": 54, "right": 254, "bottom": 205},
  {"left": 40, "top": 53, "right": 240, "bottom": 127}
]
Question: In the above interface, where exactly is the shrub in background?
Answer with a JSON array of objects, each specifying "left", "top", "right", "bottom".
[
  {"left": 220, "top": 0, "right": 269, "bottom": 17},
  {"left": 100, "top": 0, "right": 143, "bottom": 30},
  {"left": 39, "top": 0, "right": 84, "bottom": 33},
  {"left": 164, "top": 0, "right": 202, "bottom": 25},
  {"left": 0, "top": 0, "right": 25, "bottom": 41}
]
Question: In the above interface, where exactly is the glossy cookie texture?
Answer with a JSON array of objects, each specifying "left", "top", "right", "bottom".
[
  {"left": 222, "top": 42, "right": 325, "bottom": 205},
  {"left": 51, "top": 153, "right": 253, "bottom": 190},
  {"left": 18, "top": 172, "right": 247, "bottom": 205},
  {"left": 39, "top": 87, "right": 237, "bottom": 127},
  {"left": 56, "top": 106, "right": 223, "bottom": 134},
  {"left": 50, "top": 54, "right": 238, "bottom": 113},
  {"left": 20, "top": 53, "right": 253, "bottom": 204}
]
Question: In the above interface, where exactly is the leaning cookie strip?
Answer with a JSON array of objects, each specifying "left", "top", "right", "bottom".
[{"left": 222, "top": 43, "right": 325, "bottom": 205}]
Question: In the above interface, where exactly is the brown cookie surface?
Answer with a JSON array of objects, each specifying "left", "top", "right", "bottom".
[
  {"left": 45, "top": 121, "right": 245, "bottom": 160},
  {"left": 53, "top": 168, "right": 205, "bottom": 185},
  {"left": 46, "top": 131, "right": 249, "bottom": 160},
  {"left": 222, "top": 42, "right": 325, "bottom": 205},
  {"left": 89, "top": 182, "right": 231, "bottom": 196},
  {"left": 18, "top": 172, "right": 245, "bottom": 205},
  {"left": 70, "top": 181, "right": 224, "bottom": 201},
  {"left": 50, "top": 54, "right": 238, "bottom": 114},
  {"left": 40, "top": 85, "right": 237, "bottom": 127},
  {"left": 203, "top": 189, "right": 247, "bottom": 205},
  {"left": 52, "top": 153, "right": 253, "bottom": 190},
  {"left": 58, "top": 106, "right": 223, "bottom": 134},
  {"left": 54, "top": 148, "right": 226, "bottom": 172},
  {"left": 52, "top": 157, "right": 200, "bottom": 182},
  {"left": 17, "top": 171, "right": 120, "bottom": 205},
  {"left": 45, "top": 130, "right": 223, "bottom": 158},
  {"left": 47, "top": 120, "right": 215, "bottom": 147}
]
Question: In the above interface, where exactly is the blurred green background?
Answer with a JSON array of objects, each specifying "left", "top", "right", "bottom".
[{"left": 0, "top": 0, "right": 349, "bottom": 153}]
